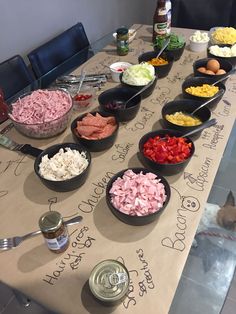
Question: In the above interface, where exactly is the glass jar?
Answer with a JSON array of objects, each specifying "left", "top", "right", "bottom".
[
  {"left": 116, "top": 27, "right": 129, "bottom": 56},
  {"left": 153, "top": 0, "right": 168, "bottom": 42},
  {"left": 39, "top": 211, "right": 69, "bottom": 253}
]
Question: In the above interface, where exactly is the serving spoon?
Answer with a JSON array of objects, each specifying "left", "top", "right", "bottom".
[
  {"left": 212, "top": 68, "right": 236, "bottom": 85},
  {"left": 155, "top": 37, "right": 170, "bottom": 59}
]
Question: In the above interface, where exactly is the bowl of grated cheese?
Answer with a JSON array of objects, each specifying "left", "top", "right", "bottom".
[{"left": 34, "top": 142, "right": 91, "bottom": 192}]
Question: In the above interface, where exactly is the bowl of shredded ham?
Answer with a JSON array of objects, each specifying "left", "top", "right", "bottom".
[
  {"left": 8, "top": 89, "right": 73, "bottom": 138},
  {"left": 34, "top": 142, "right": 91, "bottom": 192},
  {"left": 106, "top": 168, "right": 170, "bottom": 225}
]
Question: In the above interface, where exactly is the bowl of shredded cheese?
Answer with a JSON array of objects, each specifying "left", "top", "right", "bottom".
[
  {"left": 34, "top": 142, "right": 91, "bottom": 192},
  {"left": 210, "top": 27, "right": 236, "bottom": 45}
]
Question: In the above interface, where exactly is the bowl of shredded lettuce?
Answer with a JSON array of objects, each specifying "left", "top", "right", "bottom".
[{"left": 120, "top": 63, "right": 157, "bottom": 98}]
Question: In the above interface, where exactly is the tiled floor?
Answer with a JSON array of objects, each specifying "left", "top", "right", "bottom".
[{"left": 1, "top": 122, "right": 236, "bottom": 314}]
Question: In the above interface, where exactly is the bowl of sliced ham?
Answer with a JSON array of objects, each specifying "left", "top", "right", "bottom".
[
  {"left": 71, "top": 111, "right": 119, "bottom": 152},
  {"left": 8, "top": 89, "right": 73, "bottom": 138},
  {"left": 106, "top": 168, "right": 170, "bottom": 225}
]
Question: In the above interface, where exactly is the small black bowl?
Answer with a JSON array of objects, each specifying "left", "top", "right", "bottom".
[
  {"left": 139, "top": 129, "right": 195, "bottom": 176},
  {"left": 154, "top": 42, "right": 186, "bottom": 61},
  {"left": 120, "top": 73, "right": 157, "bottom": 98},
  {"left": 161, "top": 99, "right": 211, "bottom": 134},
  {"left": 98, "top": 86, "right": 141, "bottom": 122},
  {"left": 106, "top": 167, "right": 171, "bottom": 225},
  {"left": 71, "top": 111, "right": 119, "bottom": 152},
  {"left": 207, "top": 44, "right": 236, "bottom": 68},
  {"left": 34, "top": 143, "right": 91, "bottom": 192},
  {"left": 138, "top": 51, "right": 174, "bottom": 78},
  {"left": 193, "top": 57, "right": 233, "bottom": 83},
  {"left": 182, "top": 76, "right": 225, "bottom": 109}
]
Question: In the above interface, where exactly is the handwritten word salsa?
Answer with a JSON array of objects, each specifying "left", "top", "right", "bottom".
[{"left": 143, "top": 135, "right": 192, "bottom": 164}]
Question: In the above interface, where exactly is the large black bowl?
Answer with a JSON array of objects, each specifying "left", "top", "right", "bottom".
[
  {"left": 138, "top": 51, "right": 174, "bottom": 78},
  {"left": 139, "top": 130, "right": 195, "bottom": 176},
  {"left": 71, "top": 111, "right": 119, "bottom": 152},
  {"left": 120, "top": 73, "right": 158, "bottom": 98},
  {"left": 106, "top": 167, "right": 171, "bottom": 225},
  {"left": 34, "top": 143, "right": 91, "bottom": 192},
  {"left": 182, "top": 76, "right": 225, "bottom": 110},
  {"left": 193, "top": 57, "right": 233, "bottom": 83},
  {"left": 207, "top": 44, "right": 236, "bottom": 68},
  {"left": 161, "top": 99, "right": 211, "bottom": 134},
  {"left": 154, "top": 42, "right": 186, "bottom": 61},
  {"left": 98, "top": 86, "right": 141, "bottom": 122}
]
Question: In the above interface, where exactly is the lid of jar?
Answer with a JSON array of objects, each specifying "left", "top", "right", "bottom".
[
  {"left": 39, "top": 211, "right": 63, "bottom": 232},
  {"left": 116, "top": 27, "right": 128, "bottom": 35}
]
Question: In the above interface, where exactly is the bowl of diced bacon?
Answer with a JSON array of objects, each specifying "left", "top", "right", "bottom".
[{"left": 106, "top": 167, "right": 170, "bottom": 225}]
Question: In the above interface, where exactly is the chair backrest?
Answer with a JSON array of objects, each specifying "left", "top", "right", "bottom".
[
  {"left": 27, "top": 22, "right": 90, "bottom": 78},
  {"left": 171, "top": 0, "right": 235, "bottom": 30},
  {"left": 0, "top": 55, "right": 34, "bottom": 101}
]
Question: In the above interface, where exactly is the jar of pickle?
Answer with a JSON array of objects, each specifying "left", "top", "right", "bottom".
[
  {"left": 39, "top": 211, "right": 69, "bottom": 253},
  {"left": 116, "top": 27, "right": 129, "bottom": 56}
]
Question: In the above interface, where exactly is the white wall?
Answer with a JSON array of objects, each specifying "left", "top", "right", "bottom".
[{"left": 0, "top": 0, "right": 156, "bottom": 63}]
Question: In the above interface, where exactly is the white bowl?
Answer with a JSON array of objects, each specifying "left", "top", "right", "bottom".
[
  {"left": 189, "top": 39, "right": 209, "bottom": 52},
  {"left": 109, "top": 62, "right": 132, "bottom": 83},
  {"left": 113, "top": 29, "right": 137, "bottom": 43}
]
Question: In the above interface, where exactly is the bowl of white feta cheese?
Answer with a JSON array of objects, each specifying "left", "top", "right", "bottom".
[
  {"left": 189, "top": 30, "right": 210, "bottom": 52},
  {"left": 34, "top": 142, "right": 91, "bottom": 192}
]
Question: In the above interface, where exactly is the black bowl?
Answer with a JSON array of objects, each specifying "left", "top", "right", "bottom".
[
  {"left": 161, "top": 99, "right": 211, "bottom": 134},
  {"left": 154, "top": 42, "right": 186, "bottom": 61},
  {"left": 193, "top": 57, "right": 233, "bottom": 83},
  {"left": 71, "top": 111, "right": 119, "bottom": 152},
  {"left": 98, "top": 86, "right": 141, "bottom": 122},
  {"left": 106, "top": 167, "right": 171, "bottom": 225},
  {"left": 120, "top": 73, "right": 157, "bottom": 98},
  {"left": 34, "top": 142, "right": 91, "bottom": 192},
  {"left": 138, "top": 51, "right": 174, "bottom": 78},
  {"left": 139, "top": 129, "right": 195, "bottom": 176},
  {"left": 182, "top": 76, "right": 226, "bottom": 109},
  {"left": 207, "top": 44, "right": 236, "bottom": 68}
]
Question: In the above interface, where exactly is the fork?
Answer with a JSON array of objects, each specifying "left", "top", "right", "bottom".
[{"left": 0, "top": 215, "right": 83, "bottom": 250}]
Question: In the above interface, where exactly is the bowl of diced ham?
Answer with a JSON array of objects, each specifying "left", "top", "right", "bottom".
[
  {"left": 8, "top": 89, "right": 73, "bottom": 138},
  {"left": 71, "top": 111, "right": 119, "bottom": 152},
  {"left": 106, "top": 168, "right": 170, "bottom": 225},
  {"left": 34, "top": 142, "right": 91, "bottom": 192}
]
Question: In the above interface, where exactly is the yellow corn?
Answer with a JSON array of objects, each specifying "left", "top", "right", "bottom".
[
  {"left": 185, "top": 84, "right": 219, "bottom": 97},
  {"left": 166, "top": 111, "right": 202, "bottom": 126}
]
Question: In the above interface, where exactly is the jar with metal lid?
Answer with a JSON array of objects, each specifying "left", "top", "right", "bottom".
[
  {"left": 116, "top": 27, "right": 129, "bottom": 56},
  {"left": 89, "top": 259, "right": 129, "bottom": 305},
  {"left": 39, "top": 211, "right": 69, "bottom": 253}
]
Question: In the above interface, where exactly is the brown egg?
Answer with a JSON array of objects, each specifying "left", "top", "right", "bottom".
[
  {"left": 206, "top": 59, "right": 220, "bottom": 73},
  {"left": 205, "top": 69, "right": 216, "bottom": 75},
  {"left": 215, "top": 69, "right": 226, "bottom": 75},
  {"left": 197, "top": 67, "right": 207, "bottom": 74}
]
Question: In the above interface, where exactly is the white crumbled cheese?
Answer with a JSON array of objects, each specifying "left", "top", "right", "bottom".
[
  {"left": 209, "top": 44, "right": 236, "bottom": 57},
  {"left": 190, "top": 30, "right": 209, "bottom": 43},
  {"left": 39, "top": 147, "right": 89, "bottom": 181}
]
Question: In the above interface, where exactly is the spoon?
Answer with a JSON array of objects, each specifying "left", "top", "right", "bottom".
[
  {"left": 212, "top": 68, "right": 236, "bottom": 85},
  {"left": 183, "top": 118, "right": 217, "bottom": 137},
  {"left": 190, "top": 88, "right": 224, "bottom": 116},
  {"left": 155, "top": 37, "right": 170, "bottom": 58},
  {"left": 76, "top": 70, "right": 86, "bottom": 94}
]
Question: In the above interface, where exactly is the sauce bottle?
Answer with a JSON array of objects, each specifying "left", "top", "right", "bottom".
[
  {"left": 153, "top": 0, "right": 168, "bottom": 43},
  {"left": 116, "top": 27, "right": 129, "bottom": 56}
]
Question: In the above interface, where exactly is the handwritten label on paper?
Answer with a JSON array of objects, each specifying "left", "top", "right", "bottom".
[
  {"left": 166, "top": 72, "right": 185, "bottom": 84},
  {"left": 179, "top": 53, "right": 196, "bottom": 66},
  {"left": 78, "top": 171, "right": 115, "bottom": 213},
  {"left": 214, "top": 99, "right": 231, "bottom": 117},
  {"left": 117, "top": 249, "right": 155, "bottom": 309},
  {"left": 150, "top": 86, "right": 171, "bottom": 107},
  {"left": 161, "top": 188, "right": 201, "bottom": 252},
  {"left": 0, "top": 156, "right": 27, "bottom": 176},
  {"left": 202, "top": 124, "right": 224, "bottom": 151},
  {"left": 124, "top": 107, "right": 155, "bottom": 132},
  {"left": 111, "top": 143, "right": 134, "bottom": 163},
  {"left": 42, "top": 226, "right": 95, "bottom": 286}
]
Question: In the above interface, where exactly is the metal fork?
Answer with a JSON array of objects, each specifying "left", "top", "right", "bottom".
[{"left": 0, "top": 215, "right": 83, "bottom": 250}]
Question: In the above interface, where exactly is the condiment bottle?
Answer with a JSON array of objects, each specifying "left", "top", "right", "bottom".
[
  {"left": 39, "top": 211, "right": 69, "bottom": 253},
  {"left": 166, "top": 0, "right": 172, "bottom": 34},
  {"left": 116, "top": 27, "right": 129, "bottom": 56},
  {"left": 153, "top": 0, "right": 168, "bottom": 43}
]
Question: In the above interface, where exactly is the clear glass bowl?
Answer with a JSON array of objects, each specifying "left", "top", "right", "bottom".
[
  {"left": 73, "top": 85, "right": 96, "bottom": 110},
  {"left": 8, "top": 89, "right": 73, "bottom": 138}
]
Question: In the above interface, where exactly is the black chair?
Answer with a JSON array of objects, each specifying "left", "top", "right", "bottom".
[
  {"left": 0, "top": 55, "right": 34, "bottom": 102},
  {"left": 27, "top": 22, "right": 91, "bottom": 79},
  {"left": 171, "top": 0, "right": 236, "bottom": 30}
]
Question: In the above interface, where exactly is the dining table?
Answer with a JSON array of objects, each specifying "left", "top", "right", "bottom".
[{"left": 0, "top": 24, "right": 236, "bottom": 314}]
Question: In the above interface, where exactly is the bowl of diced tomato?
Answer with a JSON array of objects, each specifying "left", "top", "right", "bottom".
[
  {"left": 73, "top": 85, "right": 96, "bottom": 110},
  {"left": 138, "top": 129, "right": 195, "bottom": 176}
]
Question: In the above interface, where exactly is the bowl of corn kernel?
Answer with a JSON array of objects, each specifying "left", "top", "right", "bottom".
[
  {"left": 210, "top": 27, "right": 236, "bottom": 45},
  {"left": 161, "top": 99, "right": 211, "bottom": 136},
  {"left": 138, "top": 51, "right": 174, "bottom": 78},
  {"left": 182, "top": 76, "right": 226, "bottom": 109}
]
